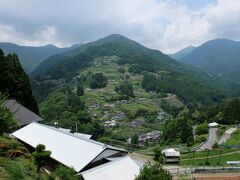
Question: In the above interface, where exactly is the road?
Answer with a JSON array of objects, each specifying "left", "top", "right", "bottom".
[
  {"left": 198, "top": 128, "right": 218, "bottom": 151},
  {"left": 218, "top": 127, "right": 237, "bottom": 145}
]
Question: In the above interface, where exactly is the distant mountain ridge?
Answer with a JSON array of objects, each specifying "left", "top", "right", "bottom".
[
  {"left": 169, "top": 46, "right": 195, "bottom": 59},
  {"left": 172, "top": 39, "right": 240, "bottom": 84},
  {"left": 0, "top": 42, "right": 81, "bottom": 73}
]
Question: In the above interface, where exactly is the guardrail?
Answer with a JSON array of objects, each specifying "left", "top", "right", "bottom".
[{"left": 166, "top": 166, "right": 240, "bottom": 176}]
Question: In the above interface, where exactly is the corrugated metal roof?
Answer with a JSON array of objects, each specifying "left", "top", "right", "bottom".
[
  {"left": 12, "top": 122, "right": 126, "bottom": 172},
  {"left": 5, "top": 100, "right": 43, "bottom": 126},
  {"left": 162, "top": 148, "right": 180, "bottom": 157},
  {"left": 74, "top": 132, "right": 92, "bottom": 139},
  {"left": 80, "top": 157, "right": 140, "bottom": 180},
  {"left": 209, "top": 122, "right": 218, "bottom": 127}
]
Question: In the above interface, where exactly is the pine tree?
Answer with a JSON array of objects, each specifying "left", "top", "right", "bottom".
[{"left": 77, "top": 84, "right": 84, "bottom": 96}]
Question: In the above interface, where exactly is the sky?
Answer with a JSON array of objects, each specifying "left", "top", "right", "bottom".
[{"left": 0, "top": 0, "right": 239, "bottom": 53}]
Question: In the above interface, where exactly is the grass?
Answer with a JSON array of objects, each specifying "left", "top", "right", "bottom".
[
  {"left": 226, "top": 130, "right": 240, "bottom": 145},
  {"left": 180, "top": 151, "right": 240, "bottom": 166},
  {"left": 181, "top": 149, "right": 238, "bottom": 159},
  {"left": 180, "top": 149, "right": 240, "bottom": 166}
]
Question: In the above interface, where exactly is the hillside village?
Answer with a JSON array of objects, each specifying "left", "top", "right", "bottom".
[
  {"left": 0, "top": 6, "right": 240, "bottom": 178},
  {"left": 1, "top": 51, "right": 240, "bottom": 179}
]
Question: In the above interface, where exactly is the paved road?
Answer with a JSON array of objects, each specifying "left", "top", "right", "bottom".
[
  {"left": 218, "top": 127, "right": 237, "bottom": 145},
  {"left": 198, "top": 128, "right": 218, "bottom": 151}
]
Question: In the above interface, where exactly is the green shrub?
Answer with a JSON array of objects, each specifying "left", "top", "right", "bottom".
[
  {"left": 205, "top": 161, "right": 210, "bottom": 165},
  {"left": 135, "top": 162, "right": 171, "bottom": 180},
  {"left": 36, "top": 144, "right": 46, "bottom": 152},
  {"left": 195, "top": 123, "right": 208, "bottom": 135},
  {"left": 49, "top": 165, "right": 80, "bottom": 180},
  {"left": 196, "top": 135, "right": 207, "bottom": 143},
  {"left": 4, "top": 161, "right": 26, "bottom": 179}
]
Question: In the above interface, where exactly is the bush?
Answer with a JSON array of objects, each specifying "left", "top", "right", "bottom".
[
  {"left": 196, "top": 135, "right": 207, "bottom": 143},
  {"left": 49, "top": 165, "right": 81, "bottom": 180},
  {"left": 195, "top": 123, "right": 208, "bottom": 135},
  {"left": 205, "top": 161, "right": 210, "bottom": 166},
  {"left": 36, "top": 144, "right": 46, "bottom": 152},
  {"left": 135, "top": 162, "right": 171, "bottom": 180},
  {"left": 4, "top": 161, "right": 26, "bottom": 179},
  {"left": 32, "top": 144, "right": 51, "bottom": 171},
  {"left": 89, "top": 73, "right": 107, "bottom": 89},
  {"left": 212, "top": 142, "right": 219, "bottom": 149}
]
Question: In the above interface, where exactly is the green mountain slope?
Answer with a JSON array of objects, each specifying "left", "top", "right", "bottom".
[
  {"left": 0, "top": 43, "right": 80, "bottom": 73},
  {"left": 169, "top": 46, "right": 195, "bottom": 60},
  {"left": 33, "top": 34, "right": 239, "bottom": 103},
  {"left": 175, "top": 39, "right": 240, "bottom": 84}
]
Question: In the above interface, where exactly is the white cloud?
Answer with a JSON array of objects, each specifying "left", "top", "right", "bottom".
[{"left": 0, "top": 0, "right": 239, "bottom": 53}]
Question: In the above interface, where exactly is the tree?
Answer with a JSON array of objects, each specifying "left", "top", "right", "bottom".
[
  {"left": 32, "top": 144, "right": 51, "bottom": 171},
  {"left": 0, "top": 50, "right": 39, "bottom": 114},
  {"left": 0, "top": 93, "right": 19, "bottom": 135},
  {"left": 131, "top": 134, "right": 139, "bottom": 146},
  {"left": 162, "top": 115, "right": 194, "bottom": 146},
  {"left": 77, "top": 85, "right": 84, "bottom": 96},
  {"left": 89, "top": 73, "right": 108, "bottom": 89},
  {"left": 117, "top": 81, "right": 134, "bottom": 97},
  {"left": 195, "top": 123, "right": 208, "bottom": 135},
  {"left": 135, "top": 162, "right": 172, "bottom": 180}
]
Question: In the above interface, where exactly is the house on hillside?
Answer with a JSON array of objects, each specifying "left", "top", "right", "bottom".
[
  {"left": 5, "top": 99, "right": 43, "bottom": 127},
  {"left": 209, "top": 122, "right": 218, "bottom": 128},
  {"left": 12, "top": 122, "right": 140, "bottom": 179},
  {"left": 104, "top": 120, "right": 118, "bottom": 128},
  {"left": 161, "top": 148, "right": 180, "bottom": 163}
]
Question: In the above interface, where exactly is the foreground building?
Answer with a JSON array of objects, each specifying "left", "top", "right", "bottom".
[{"left": 12, "top": 122, "right": 140, "bottom": 179}]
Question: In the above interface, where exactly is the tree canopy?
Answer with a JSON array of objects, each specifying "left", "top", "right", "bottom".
[{"left": 0, "top": 49, "right": 39, "bottom": 114}]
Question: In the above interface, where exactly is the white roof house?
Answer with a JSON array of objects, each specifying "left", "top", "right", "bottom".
[
  {"left": 209, "top": 122, "right": 219, "bottom": 127},
  {"left": 12, "top": 122, "right": 127, "bottom": 172},
  {"left": 80, "top": 157, "right": 140, "bottom": 180}
]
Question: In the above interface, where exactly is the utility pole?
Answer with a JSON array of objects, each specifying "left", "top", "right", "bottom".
[{"left": 75, "top": 122, "right": 78, "bottom": 132}]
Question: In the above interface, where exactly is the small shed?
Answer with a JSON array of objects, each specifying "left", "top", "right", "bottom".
[{"left": 161, "top": 148, "right": 180, "bottom": 163}]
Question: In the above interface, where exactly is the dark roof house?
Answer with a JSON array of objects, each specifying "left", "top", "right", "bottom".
[{"left": 5, "top": 99, "right": 43, "bottom": 126}]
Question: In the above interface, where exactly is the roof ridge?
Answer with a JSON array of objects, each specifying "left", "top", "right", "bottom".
[{"left": 32, "top": 122, "right": 107, "bottom": 147}]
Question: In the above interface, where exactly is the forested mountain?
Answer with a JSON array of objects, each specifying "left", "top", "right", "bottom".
[
  {"left": 31, "top": 34, "right": 238, "bottom": 106},
  {"left": 174, "top": 39, "right": 240, "bottom": 84},
  {"left": 0, "top": 42, "right": 80, "bottom": 73},
  {"left": 169, "top": 46, "right": 195, "bottom": 60},
  {"left": 0, "top": 49, "right": 39, "bottom": 114}
]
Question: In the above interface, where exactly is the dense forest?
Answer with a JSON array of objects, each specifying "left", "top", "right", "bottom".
[{"left": 0, "top": 49, "right": 39, "bottom": 114}]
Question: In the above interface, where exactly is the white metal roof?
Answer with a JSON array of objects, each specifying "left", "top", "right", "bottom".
[
  {"left": 80, "top": 157, "right": 140, "bottom": 180},
  {"left": 209, "top": 122, "right": 219, "bottom": 127},
  {"left": 12, "top": 122, "right": 126, "bottom": 172},
  {"left": 162, "top": 148, "right": 180, "bottom": 157},
  {"left": 74, "top": 132, "right": 92, "bottom": 139}
]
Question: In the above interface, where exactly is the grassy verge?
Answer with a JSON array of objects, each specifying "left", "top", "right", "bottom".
[{"left": 226, "top": 130, "right": 240, "bottom": 145}]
